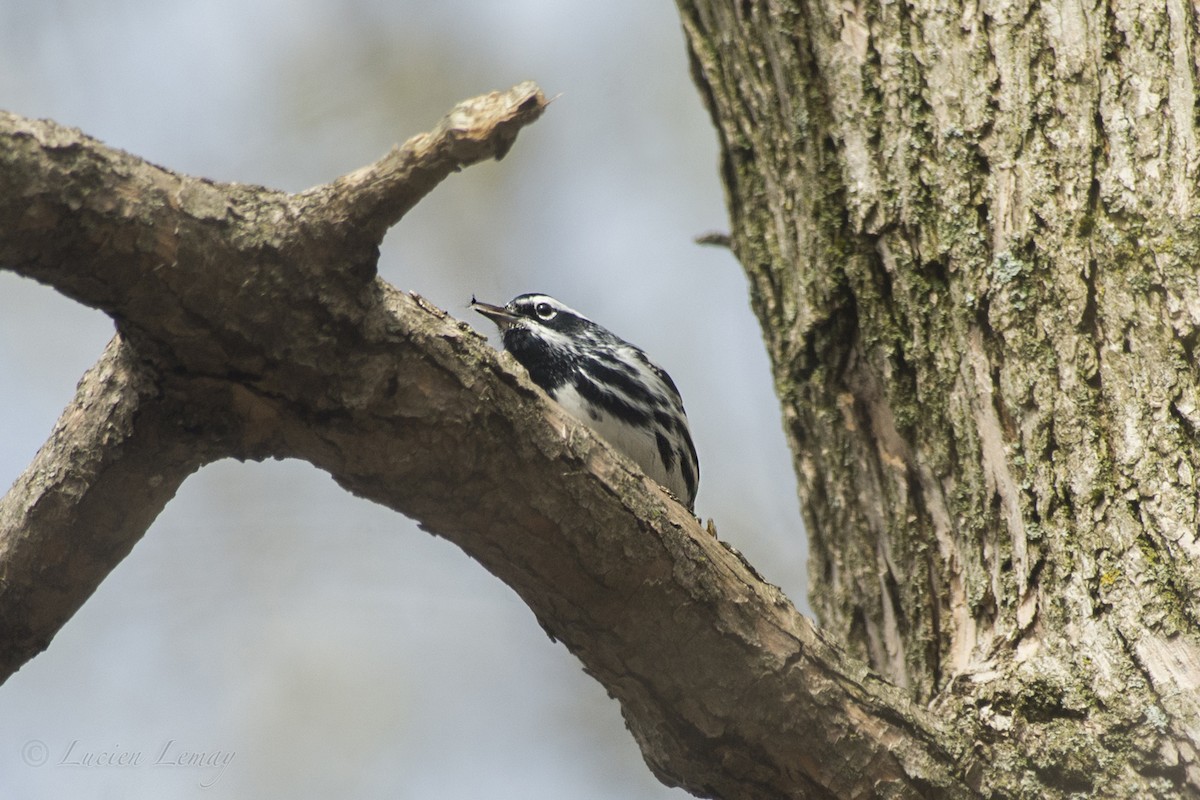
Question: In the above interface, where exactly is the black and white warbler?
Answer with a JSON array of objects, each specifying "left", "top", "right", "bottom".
[{"left": 472, "top": 293, "right": 699, "bottom": 510}]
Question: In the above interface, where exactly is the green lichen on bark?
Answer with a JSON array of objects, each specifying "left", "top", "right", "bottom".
[{"left": 680, "top": 0, "right": 1200, "bottom": 794}]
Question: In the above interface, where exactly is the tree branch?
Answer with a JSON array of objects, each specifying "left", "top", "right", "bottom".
[
  {"left": 298, "top": 80, "right": 547, "bottom": 243},
  {"left": 0, "top": 86, "right": 974, "bottom": 798},
  {"left": 0, "top": 337, "right": 216, "bottom": 678}
]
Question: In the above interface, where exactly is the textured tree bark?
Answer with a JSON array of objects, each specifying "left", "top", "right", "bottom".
[
  {"left": 0, "top": 337, "right": 216, "bottom": 678},
  {"left": 679, "top": 0, "right": 1200, "bottom": 795}
]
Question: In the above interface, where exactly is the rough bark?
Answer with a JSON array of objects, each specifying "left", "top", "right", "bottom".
[
  {"left": 679, "top": 0, "right": 1200, "bottom": 795},
  {"left": 0, "top": 337, "right": 217, "bottom": 678},
  {"left": 1, "top": 86, "right": 976, "bottom": 799}
]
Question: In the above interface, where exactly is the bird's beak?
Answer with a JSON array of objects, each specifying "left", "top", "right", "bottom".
[{"left": 470, "top": 297, "right": 519, "bottom": 329}]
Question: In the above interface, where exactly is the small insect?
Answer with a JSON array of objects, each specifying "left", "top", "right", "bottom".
[{"left": 472, "top": 293, "right": 699, "bottom": 509}]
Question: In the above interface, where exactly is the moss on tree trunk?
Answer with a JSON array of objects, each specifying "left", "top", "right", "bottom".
[{"left": 679, "top": 0, "right": 1200, "bottom": 794}]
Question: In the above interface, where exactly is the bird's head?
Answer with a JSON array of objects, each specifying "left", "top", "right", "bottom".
[{"left": 471, "top": 293, "right": 591, "bottom": 334}]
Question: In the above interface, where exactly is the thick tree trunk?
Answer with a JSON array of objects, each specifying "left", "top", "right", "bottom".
[{"left": 680, "top": 0, "right": 1200, "bottom": 794}]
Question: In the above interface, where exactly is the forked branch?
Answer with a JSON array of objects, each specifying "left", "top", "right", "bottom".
[{"left": 0, "top": 85, "right": 972, "bottom": 798}]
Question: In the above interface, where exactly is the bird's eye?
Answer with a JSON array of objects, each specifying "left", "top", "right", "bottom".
[{"left": 534, "top": 302, "right": 556, "bottom": 320}]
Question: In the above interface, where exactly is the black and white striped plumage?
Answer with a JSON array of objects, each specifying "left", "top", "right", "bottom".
[{"left": 472, "top": 293, "right": 699, "bottom": 510}]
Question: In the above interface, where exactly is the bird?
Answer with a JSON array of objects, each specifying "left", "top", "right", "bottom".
[{"left": 472, "top": 293, "right": 699, "bottom": 510}]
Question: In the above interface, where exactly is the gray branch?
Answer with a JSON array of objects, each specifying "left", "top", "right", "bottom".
[{"left": 0, "top": 85, "right": 971, "bottom": 798}]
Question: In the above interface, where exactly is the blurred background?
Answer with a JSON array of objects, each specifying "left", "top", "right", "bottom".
[{"left": 0, "top": 1, "right": 808, "bottom": 797}]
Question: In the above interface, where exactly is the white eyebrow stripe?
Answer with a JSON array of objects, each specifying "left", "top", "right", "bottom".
[{"left": 512, "top": 294, "right": 592, "bottom": 322}]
